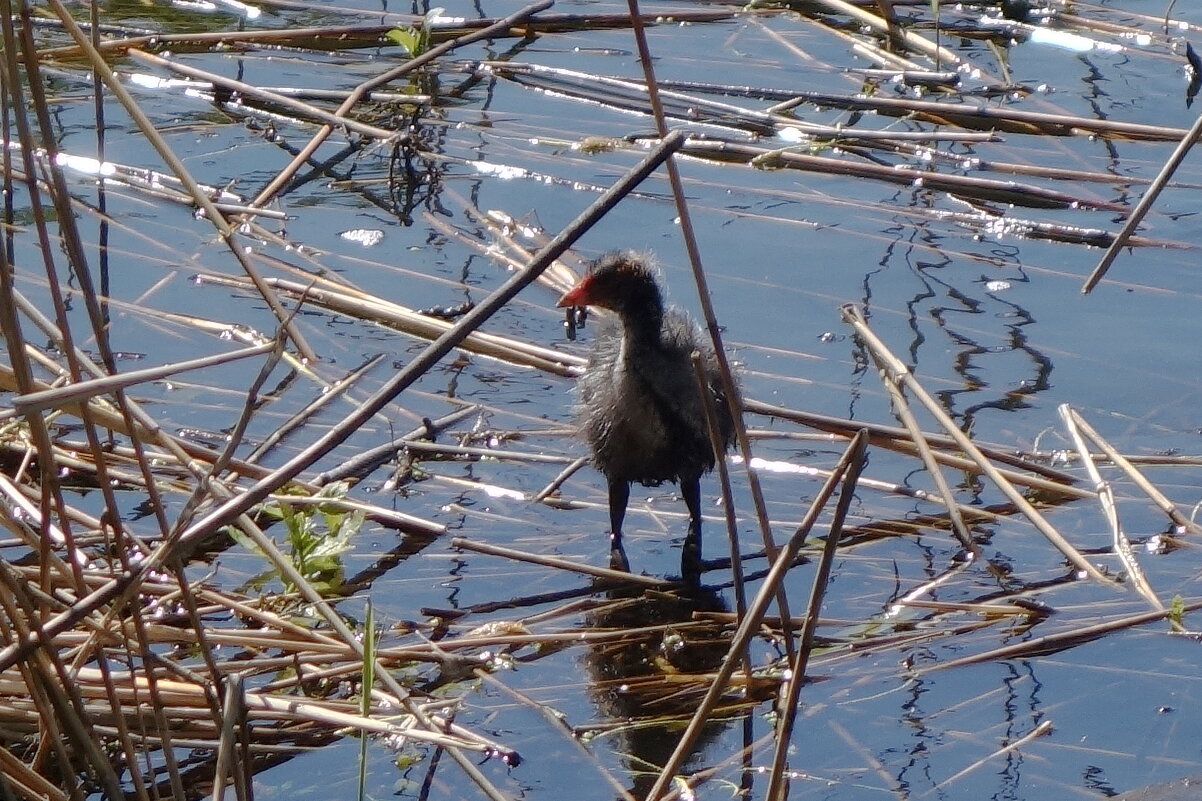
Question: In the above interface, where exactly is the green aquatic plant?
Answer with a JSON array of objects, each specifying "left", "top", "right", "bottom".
[
  {"left": 232, "top": 481, "right": 364, "bottom": 596},
  {"left": 357, "top": 600, "right": 375, "bottom": 801},
  {"left": 387, "top": 8, "right": 444, "bottom": 57},
  {"left": 1168, "top": 594, "right": 1186, "bottom": 632}
]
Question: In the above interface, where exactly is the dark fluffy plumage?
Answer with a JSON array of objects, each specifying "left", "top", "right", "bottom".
[{"left": 557, "top": 252, "right": 735, "bottom": 568}]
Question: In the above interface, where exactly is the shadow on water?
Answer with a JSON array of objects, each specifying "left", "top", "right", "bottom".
[{"left": 581, "top": 579, "right": 739, "bottom": 799}]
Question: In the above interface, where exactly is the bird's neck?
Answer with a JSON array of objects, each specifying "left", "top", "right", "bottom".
[
  {"left": 619, "top": 304, "right": 663, "bottom": 348},
  {"left": 613, "top": 279, "right": 665, "bottom": 345}
]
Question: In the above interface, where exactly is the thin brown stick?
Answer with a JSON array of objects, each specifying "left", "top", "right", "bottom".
[
  {"left": 866, "top": 349, "right": 980, "bottom": 557},
  {"left": 746, "top": 399, "right": 1085, "bottom": 493},
  {"left": 1064, "top": 405, "right": 1202, "bottom": 536},
  {"left": 840, "top": 304, "right": 1111, "bottom": 583},
  {"left": 192, "top": 271, "right": 578, "bottom": 376},
  {"left": 933, "top": 720, "right": 1055, "bottom": 791},
  {"left": 10, "top": 343, "right": 275, "bottom": 417},
  {"left": 810, "top": 0, "right": 965, "bottom": 70},
  {"left": 126, "top": 49, "right": 403, "bottom": 141},
  {"left": 1059, "top": 404, "right": 1162, "bottom": 611},
  {"left": 643, "top": 430, "right": 867, "bottom": 801},
  {"left": 486, "top": 61, "right": 998, "bottom": 143},
  {"left": 36, "top": 12, "right": 738, "bottom": 60},
  {"left": 531, "top": 456, "right": 589, "bottom": 503},
  {"left": 920, "top": 598, "right": 1202, "bottom": 673},
  {"left": 1083, "top": 102, "right": 1202, "bottom": 292},
  {"left": 624, "top": 0, "right": 797, "bottom": 664},
  {"left": 681, "top": 139, "right": 1130, "bottom": 213},
  {"left": 765, "top": 429, "right": 869, "bottom": 801},
  {"left": 450, "top": 536, "right": 671, "bottom": 588},
  {"left": 250, "top": 0, "right": 554, "bottom": 209},
  {"left": 211, "top": 673, "right": 249, "bottom": 801},
  {"left": 691, "top": 353, "right": 748, "bottom": 622},
  {"left": 310, "top": 404, "right": 481, "bottom": 486}
]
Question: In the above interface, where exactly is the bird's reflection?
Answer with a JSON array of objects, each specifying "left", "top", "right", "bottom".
[{"left": 582, "top": 580, "right": 735, "bottom": 798}]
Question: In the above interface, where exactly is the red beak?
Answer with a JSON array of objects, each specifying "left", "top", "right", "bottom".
[{"left": 556, "top": 276, "right": 593, "bottom": 308}]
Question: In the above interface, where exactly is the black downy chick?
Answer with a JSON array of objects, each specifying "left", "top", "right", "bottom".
[{"left": 557, "top": 252, "right": 735, "bottom": 574}]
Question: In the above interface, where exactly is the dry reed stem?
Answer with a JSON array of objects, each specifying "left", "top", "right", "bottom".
[
  {"left": 127, "top": 50, "right": 405, "bottom": 141},
  {"left": 890, "top": 558, "right": 989, "bottom": 613},
  {"left": 486, "top": 61, "right": 1000, "bottom": 143},
  {"left": 42, "top": 0, "right": 316, "bottom": 361},
  {"left": 0, "top": 474, "right": 86, "bottom": 578},
  {"left": 193, "top": 271, "right": 579, "bottom": 376},
  {"left": 36, "top": 11, "right": 739, "bottom": 60},
  {"left": 692, "top": 353, "right": 750, "bottom": 623},
  {"left": 36, "top": 22, "right": 404, "bottom": 59},
  {"left": 5, "top": 310, "right": 442, "bottom": 548},
  {"left": 263, "top": 493, "right": 445, "bottom": 535},
  {"left": 0, "top": 146, "right": 291, "bottom": 221},
  {"left": 840, "top": 303, "right": 1111, "bottom": 583},
  {"left": 1059, "top": 405, "right": 1163, "bottom": 612},
  {"left": 809, "top": 0, "right": 966, "bottom": 71},
  {"left": 744, "top": 401, "right": 1084, "bottom": 491},
  {"left": 1083, "top": 104, "right": 1202, "bottom": 291},
  {"left": 312, "top": 404, "right": 483, "bottom": 486},
  {"left": 0, "top": 667, "right": 493, "bottom": 752},
  {"left": 10, "top": 343, "right": 275, "bottom": 417},
  {"left": 1062, "top": 407, "right": 1202, "bottom": 535},
  {"left": 921, "top": 598, "right": 1202, "bottom": 673},
  {"left": 0, "top": 359, "right": 314, "bottom": 486},
  {"left": 245, "top": 353, "right": 386, "bottom": 465},
  {"left": 249, "top": 0, "right": 555, "bottom": 209},
  {"left": 934, "top": 720, "right": 1056, "bottom": 791},
  {"left": 0, "top": 3, "right": 98, "bottom": 613},
  {"left": 767, "top": 87, "right": 1197, "bottom": 142},
  {"left": 0, "top": 560, "right": 127, "bottom": 799},
  {"left": 765, "top": 429, "right": 869, "bottom": 801},
  {"left": 755, "top": 13, "right": 921, "bottom": 77},
  {"left": 682, "top": 140, "right": 1129, "bottom": 212},
  {"left": 211, "top": 673, "right": 249, "bottom": 801},
  {"left": 868, "top": 346, "right": 980, "bottom": 556},
  {"left": 643, "top": 430, "right": 869, "bottom": 801},
  {"left": 531, "top": 456, "right": 590, "bottom": 503},
  {"left": 451, "top": 536, "right": 671, "bottom": 588},
  {"left": 625, "top": 0, "right": 796, "bottom": 663}
]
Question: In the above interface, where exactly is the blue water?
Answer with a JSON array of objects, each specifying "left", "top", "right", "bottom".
[{"left": 17, "top": 1, "right": 1202, "bottom": 799}]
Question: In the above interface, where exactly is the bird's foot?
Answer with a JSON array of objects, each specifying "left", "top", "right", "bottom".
[{"left": 609, "top": 534, "right": 630, "bottom": 573}]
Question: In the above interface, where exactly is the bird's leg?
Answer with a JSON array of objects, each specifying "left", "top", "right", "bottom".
[
  {"left": 680, "top": 476, "right": 704, "bottom": 581},
  {"left": 609, "top": 539, "right": 631, "bottom": 573},
  {"left": 607, "top": 478, "right": 631, "bottom": 570}
]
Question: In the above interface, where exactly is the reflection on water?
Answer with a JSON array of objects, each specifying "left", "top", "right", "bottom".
[{"left": 581, "top": 581, "right": 736, "bottom": 798}]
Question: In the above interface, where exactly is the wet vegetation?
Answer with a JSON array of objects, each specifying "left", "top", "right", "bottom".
[{"left": 3, "top": 1, "right": 1202, "bottom": 800}]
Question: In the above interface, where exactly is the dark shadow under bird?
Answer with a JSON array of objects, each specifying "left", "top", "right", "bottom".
[{"left": 556, "top": 251, "right": 735, "bottom": 576}]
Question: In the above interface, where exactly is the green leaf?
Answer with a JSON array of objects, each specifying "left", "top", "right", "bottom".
[{"left": 387, "top": 27, "right": 423, "bottom": 56}]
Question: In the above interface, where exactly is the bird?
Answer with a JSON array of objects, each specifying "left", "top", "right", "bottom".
[{"left": 556, "top": 251, "right": 735, "bottom": 575}]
